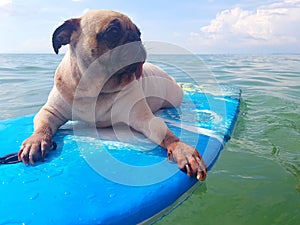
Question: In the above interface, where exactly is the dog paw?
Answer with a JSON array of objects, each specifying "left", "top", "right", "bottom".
[
  {"left": 18, "top": 133, "right": 56, "bottom": 165},
  {"left": 167, "top": 141, "right": 207, "bottom": 181}
]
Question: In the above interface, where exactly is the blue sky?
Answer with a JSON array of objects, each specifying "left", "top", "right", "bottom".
[{"left": 0, "top": 0, "right": 299, "bottom": 54}]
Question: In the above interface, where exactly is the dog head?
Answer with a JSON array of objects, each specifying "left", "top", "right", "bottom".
[{"left": 52, "top": 10, "right": 146, "bottom": 81}]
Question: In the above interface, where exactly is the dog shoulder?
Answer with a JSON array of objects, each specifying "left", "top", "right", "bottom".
[{"left": 142, "top": 62, "right": 169, "bottom": 78}]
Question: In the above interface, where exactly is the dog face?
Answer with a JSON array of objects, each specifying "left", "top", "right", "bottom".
[{"left": 52, "top": 10, "right": 146, "bottom": 82}]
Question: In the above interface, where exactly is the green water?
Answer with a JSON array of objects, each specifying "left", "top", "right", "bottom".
[
  {"left": 155, "top": 150, "right": 299, "bottom": 225},
  {"left": 0, "top": 54, "right": 299, "bottom": 224},
  {"left": 153, "top": 54, "right": 300, "bottom": 225}
]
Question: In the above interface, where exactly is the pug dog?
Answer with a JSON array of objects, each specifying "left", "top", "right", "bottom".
[{"left": 18, "top": 10, "right": 207, "bottom": 180}]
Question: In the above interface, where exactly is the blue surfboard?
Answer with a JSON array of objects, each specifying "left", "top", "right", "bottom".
[{"left": 0, "top": 84, "right": 240, "bottom": 225}]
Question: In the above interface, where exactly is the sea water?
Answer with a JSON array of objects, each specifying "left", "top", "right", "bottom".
[{"left": 0, "top": 53, "right": 299, "bottom": 225}]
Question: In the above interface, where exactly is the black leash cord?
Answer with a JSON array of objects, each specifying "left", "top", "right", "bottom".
[
  {"left": 0, "top": 152, "right": 19, "bottom": 164},
  {"left": 0, "top": 141, "right": 57, "bottom": 165}
]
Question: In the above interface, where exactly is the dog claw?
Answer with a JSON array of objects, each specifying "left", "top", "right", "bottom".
[{"left": 167, "top": 141, "right": 207, "bottom": 180}]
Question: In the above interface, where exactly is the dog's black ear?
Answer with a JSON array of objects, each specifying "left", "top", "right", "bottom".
[{"left": 52, "top": 18, "right": 80, "bottom": 54}]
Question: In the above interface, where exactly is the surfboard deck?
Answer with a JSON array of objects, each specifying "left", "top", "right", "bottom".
[{"left": 0, "top": 84, "right": 241, "bottom": 225}]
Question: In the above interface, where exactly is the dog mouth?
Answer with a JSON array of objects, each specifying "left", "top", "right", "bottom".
[{"left": 113, "top": 62, "right": 144, "bottom": 80}]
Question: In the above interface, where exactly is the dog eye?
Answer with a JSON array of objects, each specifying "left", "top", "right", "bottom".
[
  {"left": 105, "top": 26, "right": 121, "bottom": 42},
  {"left": 96, "top": 19, "right": 123, "bottom": 48},
  {"left": 96, "top": 25, "right": 122, "bottom": 46}
]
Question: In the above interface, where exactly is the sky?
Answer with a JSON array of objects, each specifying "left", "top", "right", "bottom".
[{"left": 0, "top": 0, "right": 299, "bottom": 54}]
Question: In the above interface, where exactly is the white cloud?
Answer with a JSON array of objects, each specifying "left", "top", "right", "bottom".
[
  {"left": 189, "top": 0, "right": 300, "bottom": 53},
  {"left": 0, "top": 0, "right": 11, "bottom": 8},
  {"left": 0, "top": 0, "right": 12, "bottom": 20}
]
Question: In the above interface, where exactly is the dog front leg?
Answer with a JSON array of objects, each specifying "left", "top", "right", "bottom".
[
  {"left": 18, "top": 106, "right": 67, "bottom": 164},
  {"left": 128, "top": 99, "right": 207, "bottom": 181}
]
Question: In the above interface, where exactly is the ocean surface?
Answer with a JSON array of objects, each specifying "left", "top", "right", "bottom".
[{"left": 0, "top": 53, "right": 299, "bottom": 224}]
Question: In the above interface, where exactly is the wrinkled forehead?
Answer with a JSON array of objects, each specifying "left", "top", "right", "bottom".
[{"left": 80, "top": 10, "right": 137, "bottom": 33}]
